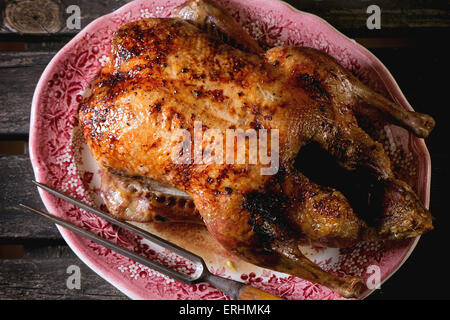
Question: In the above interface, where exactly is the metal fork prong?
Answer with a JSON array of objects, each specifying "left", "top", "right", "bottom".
[
  {"left": 19, "top": 204, "right": 198, "bottom": 285},
  {"left": 32, "top": 180, "right": 206, "bottom": 272}
]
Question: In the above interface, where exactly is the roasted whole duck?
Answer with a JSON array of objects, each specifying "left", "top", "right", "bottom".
[{"left": 79, "top": 0, "right": 434, "bottom": 298}]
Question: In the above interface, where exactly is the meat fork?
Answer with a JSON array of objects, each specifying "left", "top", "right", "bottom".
[{"left": 20, "top": 180, "right": 284, "bottom": 300}]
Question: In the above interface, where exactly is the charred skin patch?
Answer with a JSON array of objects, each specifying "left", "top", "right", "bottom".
[
  {"left": 112, "top": 18, "right": 181, "bottom": 67},
  {"left": 242, "top": 170, "right": 291, "bottom": 245},
  {"left": 101, "top": 71, "right": 127, "bottom": 88},
  {"left": 296, "top": 73, "right": 329, "bottom": 102},
  {"left": 209, "top": 89, "right": 226, "bottom": 102},
  {"left": 243, "top": 190, "right": 289, "bottom": 225}
]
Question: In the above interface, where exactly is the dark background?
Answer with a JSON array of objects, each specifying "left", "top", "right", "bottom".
[{"left": 0, "top": 0, "right": 449, "bottom": 300}]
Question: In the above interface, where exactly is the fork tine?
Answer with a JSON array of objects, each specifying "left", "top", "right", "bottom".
[
  {"left": 32, "top": 180, "right": 205, "bottom": 269},
  {"left": 29, "top": 181, "right": 285, "bottom": 300},
  {"left": 19, "top": 204, "right": 198, "bottom": 285}
]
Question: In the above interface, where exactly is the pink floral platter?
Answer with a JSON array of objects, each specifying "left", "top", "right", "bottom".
[{"left": 29, "top": 0, "right": 431, "bottom": 300}]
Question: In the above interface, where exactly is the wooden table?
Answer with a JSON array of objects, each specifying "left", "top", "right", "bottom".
[{"left": 0, "top": 0, "right": 449, "bottom": 300}]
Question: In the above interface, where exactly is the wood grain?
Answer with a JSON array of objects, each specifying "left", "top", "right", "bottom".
[
  {"left": 0, "top": 51, "right": 55, "bottom": 136},
  {"left": 0, "top": 0, "right": 134, "bottom": 36},
  {"left": 4, "top": 0, "right": 62, "bottom": 34},
  {"left": 0, "top": 255, "right": 127, "bottom": 299},
  {"left": 0, "top": 154, "right": 61, "bottom": 241}
]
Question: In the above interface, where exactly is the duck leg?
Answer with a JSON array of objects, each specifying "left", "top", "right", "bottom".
[
  {"left": 311, "top": 122, "right": 433, "bottom": 239},
  {"left": 191, "top": 179, "right": 365, "bottom": 298},
  {"left": 173, "top": 0, "right": 264, "bottom": 55},
  {"left": 265, "top": 46, "right": 435, "bottom": 138},
  {"left": 264, "top": 46, "right": 433, "bottom": 239},
  {"left": 269, "top": 235, "right": 365, "bottom": 298},
  {"left": 100, "top": 167, "right": 366, "bottom": 297},
  {"left": 352, "top": 80, "right": 435, "bottom": 138}
]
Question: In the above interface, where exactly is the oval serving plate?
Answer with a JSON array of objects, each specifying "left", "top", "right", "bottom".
[{"left": 30, "top": 0, "right": 431, "bottom": 300}]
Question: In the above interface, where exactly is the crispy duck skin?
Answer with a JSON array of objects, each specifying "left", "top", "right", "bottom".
[
  {"left": 79, "top": 0, "right": 434, "bottom": 298},
  {"left": 100, "top": 170, "right": 201, "bottom": 223}
]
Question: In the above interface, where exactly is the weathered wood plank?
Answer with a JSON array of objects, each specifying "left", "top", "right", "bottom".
[
  {"left": 0, "top": 0, "right": 133, "bottom": 35},
  {"left": 22, "top": 244, "right": 73, "bottom": 258},
  {"left": 0, "top": 51, "right": 55, "bottom": 136},
  {"left": 0, "top": 255, "right": 128, "bottom": 299},
  {"left": 0, "top": 140, "right": 26, "bottom": 154},
  {"left": 0, "top": 0, "right": 448, "bottom": 38},
  {"left": 0, "top": 154, "right": 62, "bottom": 240}
]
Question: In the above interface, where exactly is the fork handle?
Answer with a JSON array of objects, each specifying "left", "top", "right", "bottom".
[
  {"left": 237, "top": 285, "right": 285, "bottom": 300},
  {"left": 204, "top": 272, "right": 284, "bottom": 300}
]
